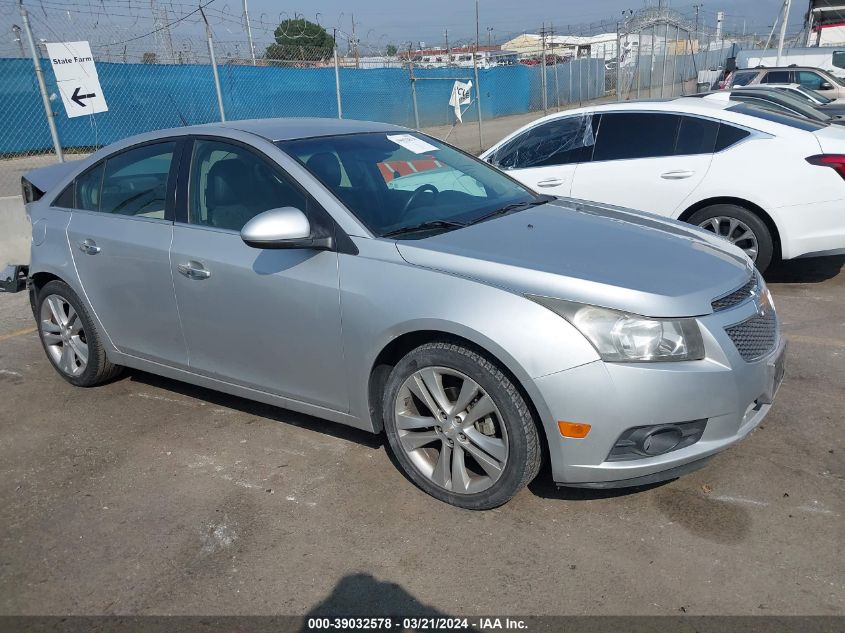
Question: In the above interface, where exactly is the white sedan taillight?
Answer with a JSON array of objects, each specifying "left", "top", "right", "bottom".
[{"left": 806, "top": 154, "right": 845, "bottom": 180}]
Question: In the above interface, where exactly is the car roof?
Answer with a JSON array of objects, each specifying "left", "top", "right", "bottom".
[
  {"left": 479, "top": 96, "right": 817, "bottom": 156},
  {"left": 215, "top": 117, "right": 408, "bottom": 141},
  {"left": 739, "top": 66, "right": 831, "bottom": 73},
  {"left": 736, "top": 83, "right": 801, "bottom": 89}
]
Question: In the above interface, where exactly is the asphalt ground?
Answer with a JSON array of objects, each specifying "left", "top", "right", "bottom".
[{"left": 0, "top": 255, "right": 842, "bottom": 617}]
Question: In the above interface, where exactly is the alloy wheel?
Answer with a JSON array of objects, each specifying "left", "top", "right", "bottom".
[
  {"left": 394, "top": 366, "right": 508, "bottom": 494},
  {"left": 40, "top": 294, "right": 88, "bottom": 377},
  {"left": 698, "top": 216, "right": 759, "bottom": 261}
]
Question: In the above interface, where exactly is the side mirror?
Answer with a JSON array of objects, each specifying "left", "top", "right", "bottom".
[
  {"left": 240, "top": 207, "right": 333, "bottom": 250},
  {"left": 820, "top": 82, "right": 834, "bottom": 90}
]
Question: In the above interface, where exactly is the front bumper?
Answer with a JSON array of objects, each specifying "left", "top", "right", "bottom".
[{"left": 531, "top": 299, "right": 786, "bottom": 487}]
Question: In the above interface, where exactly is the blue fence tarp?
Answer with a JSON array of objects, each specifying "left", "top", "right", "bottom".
[{"left": 0, "top": 57, "right": 606, "bottom": 155}]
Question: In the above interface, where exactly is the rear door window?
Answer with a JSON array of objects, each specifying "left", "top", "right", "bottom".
[
  {"left": 730, "top": 71, "right": 757, "bottom": 87},
  {"left": 833, "top": 51, "right": 845, "bottom": 69},
  {"left": 675, "top": 116, "right": 720, "bottom": 155},
  {"left": 100, "top": 142, "right": 177, "bottom": 218},
  {"left": 761, "top": 70, "right": 791, "bottom": 84},
  {"left": 714, "top": 124, "right": 751, "bottom": 151},
  {"left": 592, "top": 113, "right": 679, "bottom": 162},
  {"left": 489, "top": 114, "right": 596, "bottom": 169},
  {"left": 75, "top": 163, "right": 105, "bottom": 212}
]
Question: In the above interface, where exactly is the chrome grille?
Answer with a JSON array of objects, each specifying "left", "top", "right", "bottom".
[
  {"left": 725, "top": 311, "right": 778, "bottom": 362},
  {"left": 712, "top": 276, "right": 757, "bottom": 312}
]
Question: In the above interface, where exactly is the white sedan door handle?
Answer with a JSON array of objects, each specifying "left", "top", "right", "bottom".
[
  {"left": 536, "top": 178, "right": 566, "bottom": 188},
  {"left": 661, "top": 170, "right": 695, "bottom": 180}
]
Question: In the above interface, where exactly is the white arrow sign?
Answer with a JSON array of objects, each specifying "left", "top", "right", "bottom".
[{"left": 45, "top": 41, "right": 108, "bottom": 118}]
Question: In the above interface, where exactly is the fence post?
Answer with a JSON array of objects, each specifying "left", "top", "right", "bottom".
[
  {"left": 333, "top": 38, "right": 342, "bottom": 119},
  {"left": 649, "top": 26, "right": 656, "bottom": 97},
  {"left": 616, "top": 26, "right": 623, "bottom": 101},
  {"left": 660, "top": 22, "right": 669, "bottom": 98},
  {"left": 20, "top": 3, "right": 63, "bottom": 161},
  {"left": 408, "top": 52, "right": 420, "bottom": 129},
  {"left": 541, "top": 24, "right": 547, "bottom": 114},
  {"left": 472, "top": 52, "right": 483, "bottom": 151},
  {"left": 201, "top": 8, "right": 225, "bottom": 122},
  {"left": 473, "top": 0, "right": 484, "bottom": 151},
  {"left": 671, "top": 25, "right": 679, "bottom": 96},
  {"left": 554, "top": 54, "right": 560, "bottom": 110}
]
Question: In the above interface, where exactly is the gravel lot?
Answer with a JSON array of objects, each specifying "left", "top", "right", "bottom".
[{"left": 0, "top": 256, "right": 843, "bottom": 617}]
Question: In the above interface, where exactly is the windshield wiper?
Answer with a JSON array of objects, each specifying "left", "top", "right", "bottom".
[
  {"left": 382, "top": 219, "right": 467, "bottom": 238},
  {"left": 467, "top": 194, "right": 555, "bottom": 226}
]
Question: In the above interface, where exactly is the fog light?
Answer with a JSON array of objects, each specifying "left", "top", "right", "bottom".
[
  {"left": 642, "top": 427, "right": 683, "bottom": 455},
  {"left": 558, "top": 421, "right": 591, "bottom": 438},
  {"left": 607, "top": 419, "right": 707, "bottom": 461}
]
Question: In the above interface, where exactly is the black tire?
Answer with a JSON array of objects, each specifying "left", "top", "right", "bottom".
[
  {"left": 687, "top": 204, "right": 775, "bottom": 273},
  {"left": 36, "top": 280, "right": 123, "bottom": 387},
  {"left": 382, "top": 341, "right": 541, "bottom": 510}
]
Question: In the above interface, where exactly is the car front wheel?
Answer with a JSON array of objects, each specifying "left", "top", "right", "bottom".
[
  {"left": 688, "top": 204, "right": 775, "bottom": 273},
  {"left": 383, "top": 341, "right": 541, "bottom": 509}
]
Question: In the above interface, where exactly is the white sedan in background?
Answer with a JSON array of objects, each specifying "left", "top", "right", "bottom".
[{"left": 481, "top": 98, "right": 845, "bottom": 272}]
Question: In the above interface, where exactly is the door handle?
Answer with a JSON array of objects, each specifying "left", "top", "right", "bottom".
[
  {"left": 177, "top": 261, "right": 211, "bottom": 280},
  {"left": 536, "top": 178, "right": 565, "bottom": 188},
  {"left": 660, "top": 170, "right": 695, "bottom": 180},
  {"left": 77, "top": 239, "right": 101, "bottom": 255}
]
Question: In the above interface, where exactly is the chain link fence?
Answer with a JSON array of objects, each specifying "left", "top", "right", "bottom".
[{"left": 0, "top": 0, "right": 756, "bottom": 197}]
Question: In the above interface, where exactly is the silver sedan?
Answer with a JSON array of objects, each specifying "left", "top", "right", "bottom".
[{"left": 22, "top": 118, "right": 786, "bottom": 509}]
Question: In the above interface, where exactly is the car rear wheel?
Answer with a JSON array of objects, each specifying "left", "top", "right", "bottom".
[
  {"left": 36, "top": 280, "right": 123, "bottom": 387},
  {"left": 383, "top": 341, "right": 541, "bottom": 509},
  {"left": 688, "top": 204, "right": 774, "bottom": 273}
]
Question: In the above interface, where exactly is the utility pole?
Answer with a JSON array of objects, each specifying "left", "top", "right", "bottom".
[
  {"left": 200, "top": 6, "right": 225, "bottom": 122},
  {"left": 351, "top": 12, "right": 359, "bottom": 68},
  {"left": 243, "top": 0, "right": 256, "bottom": 65},
  {"left": 693, "top": 4, "right": 701, "bottom": 56},
  {"left": 776, "top": 0, "right": 792, "bottom": 64},
  {"left": 487, "top": 27, "right": 494, "bottom": 47}
]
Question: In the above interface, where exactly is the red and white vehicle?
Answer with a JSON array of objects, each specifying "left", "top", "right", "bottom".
[{"left": 481, "top": 98, "right": 845, "bottom": 272}]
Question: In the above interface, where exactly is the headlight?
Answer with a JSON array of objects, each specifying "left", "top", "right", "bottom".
[{"left": 528, "top": 295, "right": 705, "bottom": 362}]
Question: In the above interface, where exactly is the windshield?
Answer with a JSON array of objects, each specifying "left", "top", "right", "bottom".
[
  {"left": 735, "top": 90, "right": 832, "bottom": 121},
  {"left": 727, "top": 102, "right": 829, "bottom": 131},
  {"left": 278, "top": 132, "right": 539, "bottom": 238}
]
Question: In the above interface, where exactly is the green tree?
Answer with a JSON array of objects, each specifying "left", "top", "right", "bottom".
[
  {"left": 385, "top": 43, "right": 398, "bottom": 57},
  {"left": 265, "top": 18, "right": 334, "bottom": 61}
]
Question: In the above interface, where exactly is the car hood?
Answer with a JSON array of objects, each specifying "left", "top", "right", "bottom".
[{"left": 395, "top": 199, "right": 753, "bottom": 318}]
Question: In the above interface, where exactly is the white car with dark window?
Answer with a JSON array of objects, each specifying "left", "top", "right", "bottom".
[{"left": 482, "top": 98, "right": 845, "bottom": 272}]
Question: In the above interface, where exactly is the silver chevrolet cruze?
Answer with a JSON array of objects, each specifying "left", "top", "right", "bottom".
[{"left": 23, "top": 118, "right": 785, "bottom": 509}]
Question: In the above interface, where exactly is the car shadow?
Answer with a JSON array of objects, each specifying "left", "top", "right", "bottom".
[
  {"left": 764, "top": 254, "right": 844, "bottom": 284},
  {"left": 125, "top": 368, "right": 384, "bottom": 450}
]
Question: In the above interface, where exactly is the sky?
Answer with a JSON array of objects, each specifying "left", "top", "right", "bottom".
[
  {"left": 243, "top": 0, "right": 808, "bottom": 47},
  {"left": 0, "top": 0, "right": 809, "bottom": 59}
]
